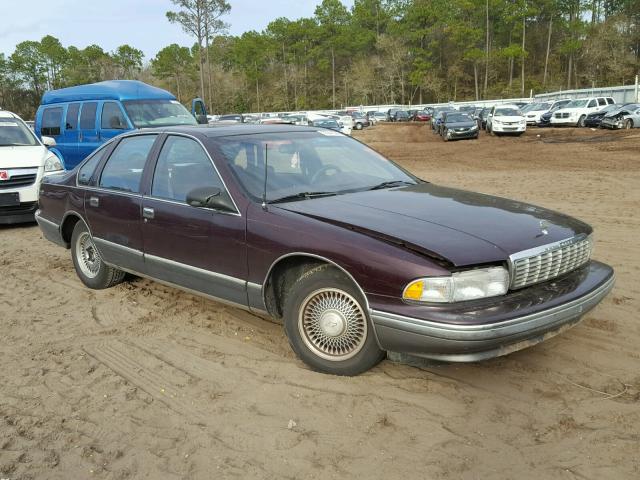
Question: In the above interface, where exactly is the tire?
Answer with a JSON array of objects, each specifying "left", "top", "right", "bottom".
[
  {"left": 71, "top": 221, "right": 125, "bottom": 289},
  {"left": 578, "top": 115, "right": 586, "bottom": 127},
  {"left": 355, "top": 122, "right": 363, "bottom": 130},
  {"left": 487, "top": 124, "right": 493, "bottom": 135},
  {"left": 282, "top": 265, "right": 385, "bottom": 376},
  {"left": 624, "top": 119, "right": 633, "bottom": 130},
  {"left": 443, "top": 129, "right": 449, "bottom": 141}
]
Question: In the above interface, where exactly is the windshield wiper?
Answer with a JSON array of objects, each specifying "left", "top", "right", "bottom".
[
  {"left": 268, "top": 191, "right": 337, "bottom": 204},
  {"left": 368, "top": 180, "right": 414, "bottom": 191}
]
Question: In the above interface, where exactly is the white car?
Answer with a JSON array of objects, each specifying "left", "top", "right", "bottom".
[
  {"left": 0, "top": 110, "right": 64, "bottom": 224},
  {"left": 330, "top": 115, "right": 353, "bottom": 136},
  {"left": 486, "top": 104, "right": 526, "bottom": 136},
  {"left": 522, "top": 102, "right": 553, "bottom": 125},
  {"left": 550, "top": 97, "right": 615, "bottom": 127}
]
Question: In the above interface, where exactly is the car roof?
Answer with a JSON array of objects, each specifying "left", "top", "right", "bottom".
[
  {"left": 495, "top": 104, "right": 521, "bottom": 109},
  {"left": 0, "top": 110, "right": 18, "bottom": 119},
  {"left": 41, "top": 80, "right": 176, "bottom": 105},
  {"left": 137, "top": 124, "right": 323, "bottom": 139}
]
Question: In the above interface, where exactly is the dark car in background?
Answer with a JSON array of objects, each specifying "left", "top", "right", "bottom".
[
  {"left": 536, "top": 99, "right": 572, "bottom": 127},
  {"left": 477, "top": 108, "right": 490, "bottom": 130},
  {"left": 583, "top": 104, "right": 620, "bottom": 128},
  {"left": 431, "top": 107, "right": 457, "bottom": 132},
  {"left": 310, "top": 118, "right": 343, "bottom": 132},
  {"left": 392, "top": 110, "right": 410, "bottom": 122},
  {"left": 440, "top": 112, "right": 479, "bottom": 141},
  {"left": 35, "top": 125, "right": 614, "bottom": 376}
]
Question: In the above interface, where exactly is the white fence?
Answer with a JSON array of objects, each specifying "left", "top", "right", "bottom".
[{"left": 534, "top": 83, "right": 640, "bottom": 104}]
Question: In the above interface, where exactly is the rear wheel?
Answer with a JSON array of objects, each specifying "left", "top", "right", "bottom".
[
  {"left": 283, "top": 265, "right": 385, "bottom": 376},
  {"left": 355, "top": 122, "right": 363, "bottom": 130},
  {"left": 71, "top": 222, "right": 125, "bottom": 289}
]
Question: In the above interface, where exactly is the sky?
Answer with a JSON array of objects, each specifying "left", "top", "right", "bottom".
[{"left": 0, "top": 0, "right": 354, "bottom": 60}]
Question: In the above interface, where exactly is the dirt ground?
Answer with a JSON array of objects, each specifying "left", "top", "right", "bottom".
[{"left": 1, "top": 124, "right": 639, "bottom": 480}]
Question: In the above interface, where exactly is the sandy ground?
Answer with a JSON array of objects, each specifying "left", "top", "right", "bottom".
[{"left": 1, "top": 124, "right": 639, "bottom": 480}]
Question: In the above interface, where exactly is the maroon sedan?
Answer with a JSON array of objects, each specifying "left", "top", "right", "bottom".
[{"left": 36, "top": 125, "right": 614, "bottom": 375}]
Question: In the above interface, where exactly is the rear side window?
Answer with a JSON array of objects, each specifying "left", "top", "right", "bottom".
[
  {"left": 78, "top": 147, "right": 108, "bottom": 186},
  {"left": 101, "top": 102, "right": 128, "bottom": 130},
  {"left": 607, "top": 98, "right": 615, "bottom": 105},
  {"left": 152, "top": 136, "right": 223, "bottom": 202},
  {"left": 99, "top": 135, "right": 156, "bottom": 193},
  {"left": 41, "top": 107, "right": 62, "bottom": 136},
  {"left": 598, "top": 98, "right": 607, "bottom": 106},
  {"left": 66, "top": 103, "right": 80, "bottom": 130},
  {"left": 80, "top": 102, "right": 98, "bottom": 130}
]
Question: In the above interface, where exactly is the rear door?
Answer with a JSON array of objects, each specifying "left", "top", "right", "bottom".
[
  {"left": 140, "top": 134, "right": 247, "bottom": 305},
  {"left": 85, "top": 134, "right": 159, "bottom": 273},
  {"left": 78, "top": 102, "right": 100, "bottom": 162}
]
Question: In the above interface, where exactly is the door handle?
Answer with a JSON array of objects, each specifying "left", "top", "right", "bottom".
[
  {"left": 143, "top": 207, "right": 155, "bottom": 219},
  {"left": 89, "top": 196, "right": 99, "bottom": 207}
]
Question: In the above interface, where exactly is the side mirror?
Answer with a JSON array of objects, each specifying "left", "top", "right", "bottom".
[
  {"left": 42, "top": 136, "right": 57, "bottom": 147},
  {"left": 186, "top": 186, "right": 235, "bottom": 213},
  {"left": 196, "top": 114, "right": 208, "bottom": 125}
]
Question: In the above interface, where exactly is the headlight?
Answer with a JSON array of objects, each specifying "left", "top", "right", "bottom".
[
  {"left": 44, "top": 155, "right": 64, "bottom": 173},
  {"left": 520, "top": 119, "right": 526, "bottom": 124},
  {"left": 403, "top": 267, "right": 509, "bottom": 303},
  {"left": 493, "top": 119, "right": 501, "bottom": 124},
  {"left": 470, "top": 125, "right": 478, "bottom": 130}
]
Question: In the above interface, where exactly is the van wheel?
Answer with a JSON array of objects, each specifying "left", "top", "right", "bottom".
[
  {"left": 283, "top": 265, "right": 384, "bottom": 376},
  {"left": 71, "top": 222, "right": 125, "bottom": 289}
]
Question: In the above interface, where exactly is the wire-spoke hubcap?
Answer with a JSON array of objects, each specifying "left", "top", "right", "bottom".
[
  {"left": 76, "top": 232, "right": 101, "bottom": 279},
  {"left": 299, "top": 288, "right": 367, "bottom": 361}
]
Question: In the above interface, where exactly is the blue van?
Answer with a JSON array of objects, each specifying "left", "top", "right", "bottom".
[{"left": 34, "top": 80, "right": 208, "bottom": 169}]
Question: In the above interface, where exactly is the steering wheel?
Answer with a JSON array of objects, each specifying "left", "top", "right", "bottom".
[{"left": 310, "top": 164, "right": 342, "bottom": 184}]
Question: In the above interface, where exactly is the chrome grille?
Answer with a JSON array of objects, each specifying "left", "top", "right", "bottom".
[
  {"left": 0, "top": 173, "right": 37, "bottom": 189},
  {"left": 510, "top": 235, "right": 593, "bottom": 289}
]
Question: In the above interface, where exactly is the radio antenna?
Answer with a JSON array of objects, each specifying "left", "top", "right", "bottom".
[{"left": 262, "top": 142, "right": 268, "bottom": 210}]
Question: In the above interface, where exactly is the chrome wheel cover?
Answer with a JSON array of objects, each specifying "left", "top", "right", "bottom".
[
  {"left": 76, "top": 231, "right": 101, "bottom": 279},
  {"left": 298, "top": 288, "right": 367, "bottom": 361}
]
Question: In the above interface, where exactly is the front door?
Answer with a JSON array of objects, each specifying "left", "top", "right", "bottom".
[
  {"left": 85, "top": 134, "right": 159, "bottom": 273},
  {"left": 100, "top": 101, "right": 130, "bottom": 142},
  {"left": 141, "top": 134, "right": 247, "bottom": 306}
]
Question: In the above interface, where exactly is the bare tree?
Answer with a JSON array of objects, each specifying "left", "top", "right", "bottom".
[{"left": 167, "top": 0, "right": 230, "bottom": 109}]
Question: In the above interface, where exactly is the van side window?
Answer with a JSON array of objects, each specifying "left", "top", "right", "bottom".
[
  {"left": 78, "top": 147, "right": 107, "bottom": 186},
  {"left": 102, "top": 103, "right": 128, "bottom": 130},
  {"left": 80, "top": 102, "right": 98, "bottom": 130},
  {"left": 99, "top": 135, "right": 156, "bottom": 193},
  {"left": 41, "top": 107, "right": 63, "bottom": 136},
  {"left": 66, "top": 103, "right": 80, "bottom": 130}
]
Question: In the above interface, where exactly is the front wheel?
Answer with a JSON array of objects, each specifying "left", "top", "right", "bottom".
[
  {"left": 578, "top": 115, "right": 586, "bottom": 127},
  {"left": 283, "top": 265, "right": 385, "bottom": 376},
  {"left": 355, "top": 122, "right": 363, "bottom": 130},
  {"left": 71, "top": 221, "right": 125, "bottom": 289},
  {"left": 624, "top": 119, "right": 633, "bottom": 130}
]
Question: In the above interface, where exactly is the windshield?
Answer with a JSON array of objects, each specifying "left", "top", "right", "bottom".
[
  {"left": 217, "top": 131, "right": 418, "bottom": 202},
  {"left": 123, "top": 100, "right": 197, "bottom": 128},
  {"left": 566, "top": 99, "right": 589, "bottom": 108},
  {"left": 445, "top": 113, "right": 473, "bottom": 123},
  {"left": 495, "top": 108, "right": 521, "bottom": 116},
  {"left": 314, "top": 120, "right": 340, "bottom": 128},
  {"left": 0, "top": 117, "right": 39, "bottom": 146}
]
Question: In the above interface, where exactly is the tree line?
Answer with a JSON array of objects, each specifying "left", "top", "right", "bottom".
[{"left": 1, "top": 0, "right": 639, "bottom": 119}]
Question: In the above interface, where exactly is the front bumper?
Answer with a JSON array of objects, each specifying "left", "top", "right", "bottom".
[
  {"left": 370, "top": 261, "right": 614, "bottom": 362},
  {"left": 0, "top": 202, "right": 38, "bottom": 224},
  {"left": 600, "top": 120, "right": 623, "bottom": 130},
  {"left": 446, "top": 129, "right": 478, "bottom": 139},
  {"left": 550, "top": 117, "right": 579, "bottom": 126},
  {"left": 491, "top": 123, "right": 526, "bottom": 133}
]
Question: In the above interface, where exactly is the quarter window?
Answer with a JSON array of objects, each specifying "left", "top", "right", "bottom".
[
  {"left": 41, "top": 107, "right": 62, "bottom": 136},
  {"left": 99, "top": 135, "right": 156, "bottom": 193},
  {"left": 607, "top": 98, "right": 615, "bottom": 104},
  {"left": 101, "top": 102, "right": 128, "bottom": 130},
  {"left": 152, "top": 136, "right": 223, "bottom": 203},
  {"left": 78, "top": 146, "right": 108, "bottom": 186},
  {"left": 80, "top": 102, "right": 98, "bottom": 130},
  {"left": 66, "top": 103, "right": 80, "bottom": 130}
]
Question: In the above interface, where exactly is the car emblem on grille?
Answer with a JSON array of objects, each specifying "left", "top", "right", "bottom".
[
  {"left": 0, "top": 170, "right": 9, "bottom": 181},
  {"left": 539, "top": 220, "right": 549, "bottom": 235}
]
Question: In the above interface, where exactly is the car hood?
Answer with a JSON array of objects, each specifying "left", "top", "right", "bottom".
[
  {"left": 277, "top": 183, "right": 591, "bottom": 267},
  {"left": 494, "top": 116, "right": 524, "bottom": 122},
  {"left": 0, "top": 145, "right": 49, "bottom": 168}
]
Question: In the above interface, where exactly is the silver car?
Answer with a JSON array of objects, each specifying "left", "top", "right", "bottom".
[{"left": 600, "top": 103, "right": 640, "bottom": 130}]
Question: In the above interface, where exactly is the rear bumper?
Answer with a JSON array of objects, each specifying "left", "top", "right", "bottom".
[
  {"left": 0, "top": 202, "right": 38, "bottom": 224},
  {"left": 370, "top": 262, "right": 615, "bottom": 362},
  {"left": 35, "top": 210, "right": 68, "bottom": 247}
]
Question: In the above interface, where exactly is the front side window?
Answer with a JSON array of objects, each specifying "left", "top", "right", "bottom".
[
  {"left": 218, "top": 131, "right": 417, "bottom": 203},
  {"left": 122, "top": 100, "right": 197, "bottom": 128},
  {"left": 99, "top": 135, "right": 156, "bottom": 193},
  {"left": 101, "top": 102, "right": 128, "bottom": 130},
  {"left": 588, "top": 100, "right": 597, "bottom": 108},
  {"left": 66, "top": 103, "right": 80, "bottom": 130},
  {"left": 152, "top": 136, "right": 223, "bottom": 203},
  {"left": 80, "top": 102, "right": 98, "bottom": 130},
  {"left": 0, "top": 117, "right": 38, "bottom": 146},
  {"left": 41, "top": 107, "right": 63, "bottom": 136}
]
